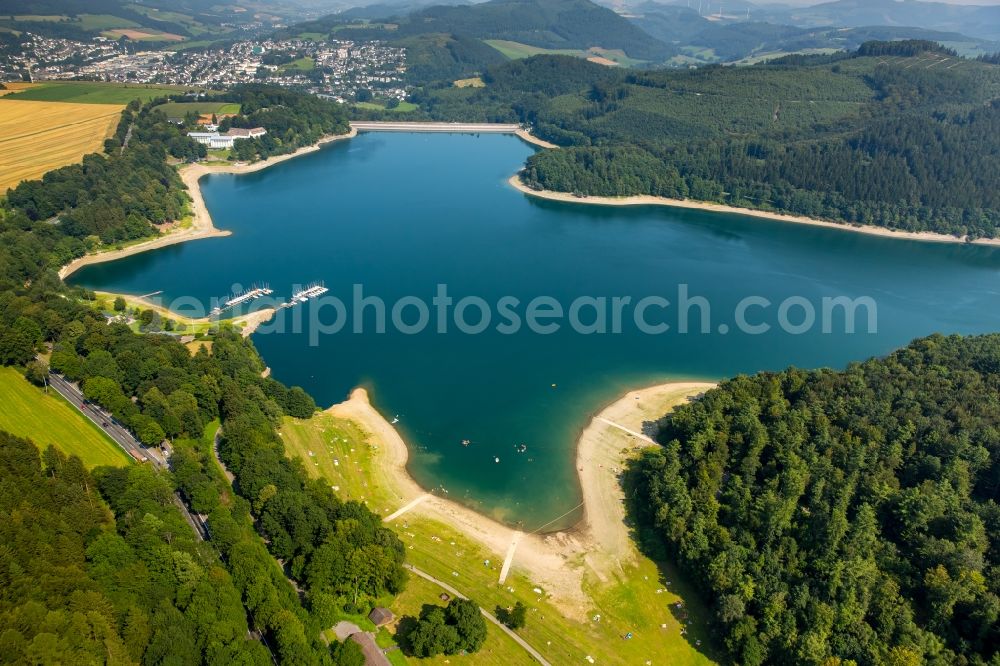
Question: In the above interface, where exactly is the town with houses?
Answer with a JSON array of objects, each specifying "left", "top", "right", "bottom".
[{"left": 1, "top": 32, "right": 408, "bottom": 104}]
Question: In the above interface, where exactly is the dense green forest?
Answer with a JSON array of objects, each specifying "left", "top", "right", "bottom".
[
  {"left": 0, "top": 434, "right": 271, "bottom": 663},
  {"left": 0, "top": 90, "right": 398, "bottom": 664},
  {"left": 632, "top": 333, "right": 1000, "bottom": 665},
  {"left": 214, "top": 86, "right": 351, "bottom": 162},
  {"left": 409, "top": 41, "right": 1000, "bottom": 237}
]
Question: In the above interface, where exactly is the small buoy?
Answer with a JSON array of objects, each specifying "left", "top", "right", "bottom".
[
  {"left": 551, "top": 383, "right": 557, "bottom": 388},
  {"left": 494, "top": 456, "right": 500, "bottom": 463}
]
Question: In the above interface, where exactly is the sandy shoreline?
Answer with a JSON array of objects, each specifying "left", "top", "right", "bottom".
[
  {"left": 514, "top": 128, "right": 559, "bottom": 149},
  {"left": 58, "top": 128, "right": 358, "bottom": 281},
  {"left": 327, "top": 382, "right": 713, "bottom": 615},
  {"left": 508, "top": 173, "right": 1000, "bottom": 247}
]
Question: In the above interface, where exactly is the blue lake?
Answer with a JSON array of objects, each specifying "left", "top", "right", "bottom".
[{"left": 70, "top": 132, "right": 1000, "bottom": 529}]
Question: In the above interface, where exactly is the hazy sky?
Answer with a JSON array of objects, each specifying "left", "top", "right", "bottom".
[{"left": 780, "top": 0, "right": 1000, "bottom": 4}]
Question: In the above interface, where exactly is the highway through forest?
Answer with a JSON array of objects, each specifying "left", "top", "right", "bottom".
[
  {"left": 47, "top": 371, "right": 276, "bottom": 655},
  {"left": 48, "top": 374, "right": 210, "bottom": 541}
]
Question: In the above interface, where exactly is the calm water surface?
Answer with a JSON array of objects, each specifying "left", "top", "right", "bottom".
[{"left": 71, "top": 133, "right": 1000, "bottom": 529}]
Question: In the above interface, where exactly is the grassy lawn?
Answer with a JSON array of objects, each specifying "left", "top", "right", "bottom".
[
  {"left": 91, "top": 291, "right": 216, "bottom": 335},
  {"left": 280, "top": 411, "right": 718, "bottom": 665},
  {"left": 354, "top": 100, "right": 418, "bottom": 113},
  {"left": 153, "top": 101, "right": 241, "bottom": 118},
  {"left": 382, "top": 574, "right": 536, "bottom": 666},
  {"left": 280, "top": 57, "right": 315, "bottom": 72},
  {"left": 0, "top": 366, "right": 132, "bottom": 467},
  {"left": 5, "top": 81, "right": 204, "bottom": 104},
  {"left": 91, "top": 290, "right": 269, "bottom": 337}
]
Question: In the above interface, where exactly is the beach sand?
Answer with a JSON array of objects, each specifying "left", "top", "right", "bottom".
[
  {"left": 508, "top": 173, "right": 1000, "bottom": 247},
  {"left": 327, "top": 381, "right": 714, "bottom": 617},
  {"left": 514, "top": 128, "right": 559, "bottom": 149},
  {"left": 58, "top": 128, "right": 358, "bottom": 280}
]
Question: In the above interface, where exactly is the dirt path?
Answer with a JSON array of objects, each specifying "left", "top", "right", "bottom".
[{"left": 404, "top": 564, "right": 552, "bottom": 666}]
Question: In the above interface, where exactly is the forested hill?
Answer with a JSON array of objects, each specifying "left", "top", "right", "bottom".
[
  {"left": 412, "top": 40, "right": 1000, "bottom": 238},
  {"left": 285, "top": 0, "right": 673, "bottom": 61},
  {"left": 632, "top": 333, "right": 1000, "bottom": 665}
]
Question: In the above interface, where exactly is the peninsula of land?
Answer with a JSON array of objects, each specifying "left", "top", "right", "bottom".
[
  {"left": 508, "top": 173, "right": 1000, "bottom": 247},
  {"left": 58, "top": 128, "right": 358, "bottom": 281}
]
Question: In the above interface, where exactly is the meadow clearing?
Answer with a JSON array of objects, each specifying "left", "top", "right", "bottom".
[
  {"left": 0, "top": 98, "right": 122, "bottom": 191},
  {"left": 483, "top": 40, "right": 641, "bottom": 66},
  {"left": 153, "top": 100, "right": 242, "bottom": 118},
  {"left": 0, "top": 366, "right": 131, "bottom": 468}
]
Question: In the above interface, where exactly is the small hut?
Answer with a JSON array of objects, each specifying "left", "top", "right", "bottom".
[{"left": 368, "top": 607, "right": 394, "bottom": 627}]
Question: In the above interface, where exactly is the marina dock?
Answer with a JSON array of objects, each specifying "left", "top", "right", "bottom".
[
  {"left": 211, "top": 284, "right": 273, "bottom": 316},
  {"left": 281, "top": 281, "right": 329, "bottom": 308}
]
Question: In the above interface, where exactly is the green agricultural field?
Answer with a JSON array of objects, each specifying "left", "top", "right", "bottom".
[
  {"left": 0, "top": 366, "right": 131, "bottom": 467},
  {"left": 8, "top": 14, "right": 69, "bottom": 21},
  {"left": 76, "top": 13, "right": 139, "bottom": 30},
  {"left": 483, "top": 40, "right": 640, "bottom": 66},
  {"left": 154, "top": 101, "right": 241, "bottom": 118},
  {"left": 484, "top": 39, "right": 583, "bottom": 60},
  {"left": 6, "top": 81, "right": 203, "bottom": 104},
  {"left": 125, "top": 5, "right": 210, "bottom": 35}
]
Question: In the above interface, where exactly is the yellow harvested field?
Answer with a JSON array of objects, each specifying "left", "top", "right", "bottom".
[
  {"left": 0, "top": 82, "right": 39, "bottom": 97},
  {"left": 0, "top": 99, "right": 123, "bottom": 192}
]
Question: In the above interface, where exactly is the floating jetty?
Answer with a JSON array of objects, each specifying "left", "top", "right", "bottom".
[
  {"left": 282, "top": 281, "right": 329, "bottom": 308},
  {"left": 211, "top": 284, "right": 273, "bottom": 315}
]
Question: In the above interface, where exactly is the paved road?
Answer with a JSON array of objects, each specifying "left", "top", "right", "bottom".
[
  {"left": 48, "top": 374, "right": 214, "bottom": 540},
  {"left": 404, "top": 564, "right": 552, "bottom": 666},
  {"left": 351, "top": 121, "right": 521, "bottom": 133},
  {"left": 48, "top": 373, "right": 164, "bottom": 466}
]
